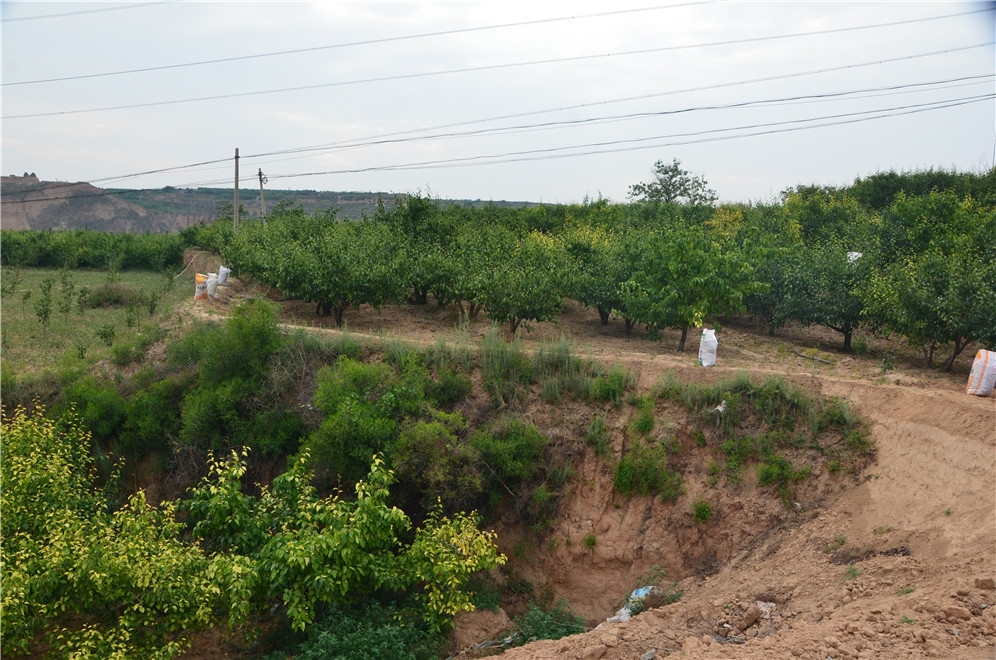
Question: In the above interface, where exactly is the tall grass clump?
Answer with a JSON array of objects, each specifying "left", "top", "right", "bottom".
[
  {"left": 533, "top": 337, "right": 600, "bottom": 403},
  {"left": 590, "top": 364, "right": 634, "bottom": 404},
  {"left": 479, "top": 326, "right": 532, "bottom": 406}
]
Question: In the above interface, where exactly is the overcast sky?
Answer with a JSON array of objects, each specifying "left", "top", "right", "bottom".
[{"left": 2, "top": 1, "right": 994, "bottom": 205}]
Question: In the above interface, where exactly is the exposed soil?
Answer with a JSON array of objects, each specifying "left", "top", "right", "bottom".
[{"left": 181, "top": 257, "right": 996, "bottom": 660}]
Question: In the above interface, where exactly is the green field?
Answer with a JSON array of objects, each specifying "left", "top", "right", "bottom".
[{"left": 0, "top": 266, "right": 193, "bottom": 375}]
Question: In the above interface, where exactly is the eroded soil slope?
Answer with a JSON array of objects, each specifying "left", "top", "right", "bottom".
[{"left": 184, "top": 265, "right": 996, "bottom": 660}]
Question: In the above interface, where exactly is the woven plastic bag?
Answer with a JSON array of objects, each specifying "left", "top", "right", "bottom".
[
  {"left": 698, "top": 328, "right": 718, "bottom": 367},
  {"left": 218, "top": 265, "right": 231, "bottom": 286},
  {"left": 194, "top": 273, "right": 208, "bottom": 300},
  {"left": 966, "top": 349, "right": 996, "bottom": 396},
  {"left": 206, "top": 273, "right": 219, "bottom": 299}
]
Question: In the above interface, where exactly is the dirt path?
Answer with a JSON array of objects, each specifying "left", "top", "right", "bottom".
[{"left": 185, "top": 268, "right": 996, "bottom": 660}]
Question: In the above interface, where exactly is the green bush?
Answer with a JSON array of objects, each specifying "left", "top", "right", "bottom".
[
  {"left": 271, "top": 603, "right": 445, "bottom": 660},
  {"left": 120, "top": 375, "right": 189, "bottom": 455},
  {"left": 425, "top": 367, "right": 471, "bottom": 408},
  {"left": 614, "top": 439, "right": 683, "bottom": 499},
  {"left": 757, "top": 454, "right": 811, "bottom": 502},
  {"left": 392, "top": 420, "right": 483, "bottom": 513},
  {"left": 590, "top": 364, "right": 632, "bottom": 403},
  {"left": 59, "top": 377, "right": 128, "bottom": 444},
  {"left": 199, "top": 298, "right": 283, "bottom": 388},
  {"left": 692, "top": 498, "right": 714, "bottom": 523},
  {"left": 512, "top": 598, "right": 586, "bottom": 644},
  {"left": 470, "top": 419, "right": 546, "bottom": 492},
  {"left": 585, "top": 415, "right": 611, "bottom": 456},
  {"left": 630, "top": 396, "right": 656, "bottom": 435}
]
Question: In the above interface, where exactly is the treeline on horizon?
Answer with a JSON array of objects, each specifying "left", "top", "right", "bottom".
[{"left": 3, "top": 165, "right": 995, "bottom": 369}]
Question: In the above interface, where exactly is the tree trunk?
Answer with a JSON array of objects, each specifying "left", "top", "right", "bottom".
[
  {"left": 334, "top": 303, "right": 348, "bottom": 327},
  {"left": 923, "top": 346, "right": 935, "bottom": 369},
  {"left": 677, "top": 325, "right": 688, "bottom": 352},
  {"left": 410, "top": 287, "right": 428, "bottom": 305},
  {"left": 510, "top": 318, "right": 521, "bottom": 334},
  {"left": 624, "top": 318, "right": 635, "bottom": 335},
  {"left": 842, "top": 328, "right": 852, "bottom": 353},
  {"left": 597, "top": 307, "right": 610, "bottom": 326},
  {"left": 470, "top": 302, "right": 483, "bottom": 319},
  {"left": 942, "top": 337, "right": 969, "bottom": 371}
]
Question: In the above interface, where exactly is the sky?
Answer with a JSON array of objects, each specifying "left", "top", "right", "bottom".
[{"left": 1, "top": 1, "right": 994, "bottom": 205}]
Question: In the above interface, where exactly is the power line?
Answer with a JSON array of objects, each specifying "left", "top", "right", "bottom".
[
  {"left": 1, "top": 1, "right": 176, "bottom": 23},
  {"left": 255, "top": 94, "right": 994, "bottom": 179},
  {"left": 252, "top": 75, "right": 995, "bottom": 155},
  {"left": 5, "top": 91, "right": 988, "bottom": 204},
  {"left": 2, "top": 3, "right": 709, "bottom": 86},
  {"left": 5, "top": 66, "right": 987, "bottom": 198},
  {"left": 5, "top": 7, "right": 990, "bottom": 120}
]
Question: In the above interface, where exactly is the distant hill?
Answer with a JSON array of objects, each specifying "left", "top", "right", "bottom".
[{"left": 1, "top": 175, "right": 533, "bottom": 233}]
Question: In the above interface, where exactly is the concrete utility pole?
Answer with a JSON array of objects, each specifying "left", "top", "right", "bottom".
[
  {"left": 258, "top": 168, "right": 267, "bottom": 228},
  {"left": 233, "top": 148, "right": 240, "bottom": 235}
]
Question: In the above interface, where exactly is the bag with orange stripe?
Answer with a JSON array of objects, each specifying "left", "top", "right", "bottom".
[{"left": 966, "top": 349, "right": 996, "bottom": 396}]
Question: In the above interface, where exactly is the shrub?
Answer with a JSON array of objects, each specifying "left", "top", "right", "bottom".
[
  {"left": 590, "top": 364, "right": 632, "bottom": 403},
  {"left": 585, "top": 415, "right": 611, "bottom": 456},
  {"left": 470, "top": 419, "right": 546, "bottom": 492},
  {"left": 425, "top": 367, "right": 471, "bottom": 408},
  {"left": 692, "top": 498, "right": 714, "bottom": 523},
  {"left": 199, "top": 298, "right": 283, "bottom": 387},
  {"left": 479, "top": 327, "right": 532, "bottom": 406},
  {"left": 59, "top": 377, "right": 128, "bottom": 444},
  {"left": 265, "top": 603, "right": 446, "bottom": 660},
  {"left": 120, "top": 375, "right": 189, "bottom": 455},
  {"left": 392, "top": 420, "right": 483, "bottom": 513},
  {"left": 614, "top": 439, "right": 683, "bottom": 499},
  {"left": 512, "top": 598, "right": 586, "bottom": 644},
  {"left": 630, "top": 396, "right": 656, "bottom": 435}
]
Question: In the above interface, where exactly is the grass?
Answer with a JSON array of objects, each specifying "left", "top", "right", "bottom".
[{"left": 1, "top": 266, "right": 191, "bottom": 374}]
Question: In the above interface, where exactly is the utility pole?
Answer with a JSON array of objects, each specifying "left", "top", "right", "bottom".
[
  {"left": 258, "top": 168, "right": 268, "bottom": 228},
  {"left": 233, "top": 148, "right": 240, "bottom": 235}
]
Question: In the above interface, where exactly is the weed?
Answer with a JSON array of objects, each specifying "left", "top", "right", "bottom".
[
  {"left": 693, "top": 429, "right": 706, "bottom": 447},
  {"left": 692, "top": 498, "right": 714, "bottom": 523},
  {"left": 582, "top": 533, "right": 597, "bottom": 550},
  {"left": 95, "top": 323, "right": 116, "bottom": 347},
  {"left": 590, "top": 364, "right": 633, "bottom": 404},
  {"left": 897, "top": 587, "right": 916, "bottom": 596},
  {"left": 630, "top": 396, "right": 657, "bottom": 435},
  {"left": 900, "top": 614, "right": 917, "bottom": 625},
  {"left": 637, "top": 565, "right": 669, "bottom": 587},
  {"left": 614, "top": 439, "right": 683, "bottom": 500},
  {"left": 873, "top": 526, "right": 890, "bottom": 535},
  {"left": 479, "top": 326, "right": 532, "bottom": 407},
  {"left": 585, "top": 415, "right": 611, "bottom": 457},
  {"left": 511, "top": 598, "right": 586, "bottom": 645},
  {"left": 843, "top": 565, "right": 862, "bottom": 580},
  {"left": 944, "top": 508, "right": 952, "bottom": 516},
  {"left": 880, "top": 351, "right": 897, "bottom": 372},
  {"left": 822, "top": 534, "right": 847, "bottom": 553}
]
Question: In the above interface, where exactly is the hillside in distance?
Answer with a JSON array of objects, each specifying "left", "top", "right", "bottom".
[{"left": 1, "top": 175, "right": 533, "bottom": 233}]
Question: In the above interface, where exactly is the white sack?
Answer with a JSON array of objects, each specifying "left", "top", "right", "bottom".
[
  {"left": 698, "top": 328, "right": 718, "bottom": 367},
  {"left": 206, "top": 272, "right": 219, "bottom": 299},
  {"left": 966, "top": 349, "right": 996, "bottom": 396},
  {"left": 218, "top": 265, "right": 231, "bottom": 286}
]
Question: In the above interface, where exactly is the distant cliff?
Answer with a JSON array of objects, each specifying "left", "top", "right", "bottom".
[{"left": 1, "top": 177, "right": 529, "bottom": 233}]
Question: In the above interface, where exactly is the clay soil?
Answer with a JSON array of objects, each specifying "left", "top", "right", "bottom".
[{"left": 183, "top": 264, "right": 996, "bottom": 660}]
